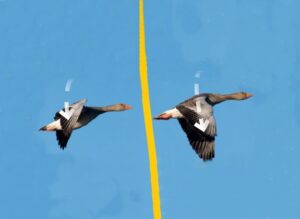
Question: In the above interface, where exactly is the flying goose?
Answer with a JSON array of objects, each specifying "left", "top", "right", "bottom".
[
  {"left": 154, "top": 92, "right": 252, "bottom": 161},
  {"left": 39, "top": 99, "right": 132, "bottom": 149}
]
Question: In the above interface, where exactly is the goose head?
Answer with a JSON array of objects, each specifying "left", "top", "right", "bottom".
[
  {"left": 239, "top": 92, "right": 253, "bottom": 100},
  {"left": 113, "top": 103, "right": 132, "bottom": 111}
]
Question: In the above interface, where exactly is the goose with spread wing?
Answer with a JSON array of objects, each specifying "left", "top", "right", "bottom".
[
  {"left": 154, "top": 92, "right": 252, "bottom": 161},
  {"left": 39, "top": 99, "right": 132, "bottom": 149}
]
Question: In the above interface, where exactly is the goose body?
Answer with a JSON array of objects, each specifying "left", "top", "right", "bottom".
[
  {"left": 154, "top": 92, "right": 252, "bottom": 161},
  {"left": 40, "top": 99, "right": 132, "bottom": 149}
]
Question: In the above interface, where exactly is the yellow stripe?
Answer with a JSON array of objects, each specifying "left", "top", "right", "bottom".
[{"left": 139, "top": 1, "right": 162, "bottom": 219}]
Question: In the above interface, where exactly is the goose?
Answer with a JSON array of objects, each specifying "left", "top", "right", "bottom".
[
  {"left": 39, "top": 99, "right": 132, "bottom": 149},
  {"left": 154, "top": 92, "right": 252, "bottom": 161}
]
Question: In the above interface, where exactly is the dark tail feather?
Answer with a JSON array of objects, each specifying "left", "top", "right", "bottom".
[{"left": 39, "top": 126, "right": 47, "bottom": 131}]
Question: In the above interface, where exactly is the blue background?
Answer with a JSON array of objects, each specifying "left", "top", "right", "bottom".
[{"left": 1, "top": 0, "right": 300, "bottom": 218}]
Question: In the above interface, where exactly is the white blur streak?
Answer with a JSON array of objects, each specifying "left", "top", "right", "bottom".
[{"left": 65, "top": 79, "right": 73, "bottom": 92}]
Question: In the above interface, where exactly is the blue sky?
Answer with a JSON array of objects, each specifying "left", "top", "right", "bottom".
[{"left": 1, "top": 0, "right": 300, "bottom": 219}]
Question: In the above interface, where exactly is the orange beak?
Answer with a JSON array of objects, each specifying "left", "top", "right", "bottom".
[
  {"left": 246, "top": 93, "right": 253, "bottom": 98},
  {"left": 125, "top": 105, "right": 132, "bottom": 110}
]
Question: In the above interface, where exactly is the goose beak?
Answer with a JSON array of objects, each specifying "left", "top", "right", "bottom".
[
  {"left": 125, "top": 105, "right": 132, "bottom": 110},
  {"left": 153, "top": 113, "right": 172, "bottom": 120},
  {"left": 246, "top": 93, "right": 253, "bottom": 98}
]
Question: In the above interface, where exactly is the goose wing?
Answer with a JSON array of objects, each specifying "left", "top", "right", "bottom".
[
  {"left": 54, "top": 99, "right": 87, "bottom": 149},
  {"left": 176, "top": 104, "right": 216, "bottom": 161},
  {"left": 56, "top": 131, "right": 72, "bottom": 149}
]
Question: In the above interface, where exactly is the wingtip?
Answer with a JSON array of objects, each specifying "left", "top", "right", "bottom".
[{"left": 58, "top": 143, "right": 67, "bottom": 150}]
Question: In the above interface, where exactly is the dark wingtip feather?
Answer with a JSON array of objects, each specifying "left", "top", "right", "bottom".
[
  {"left": 58, "top": 139, "right": 68, "bottom": 149},
  {"left": 60, "top": 145, "right": 67, "bottom": 150},
  {"left": 56, "top": 131, "right": 71, "bottom": 149}
]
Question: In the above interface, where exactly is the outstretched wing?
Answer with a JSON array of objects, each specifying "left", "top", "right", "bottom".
[
  {"left": 54, "top": 99, "right": 87, "bottom": 149},
  {"left": 178, "top": 118, "right": 215, "bottom": 161},
  {"left": 176, "top": 104, "right": 216, "bottom": 161},
  {"left": 56, "top": 130, "right": 72, "bottom": 149}
]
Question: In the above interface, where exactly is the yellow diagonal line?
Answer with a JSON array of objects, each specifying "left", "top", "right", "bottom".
[{"left": 139, "top": 0, "right": 162, "bottom": 219}]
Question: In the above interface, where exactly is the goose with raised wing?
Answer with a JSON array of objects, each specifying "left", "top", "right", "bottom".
[
  {"left": 154, "top": 92, "right": 252, "bottom": 161},
  {"left": 39, "top": 99, "right": 132, "bottom": 149}
]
